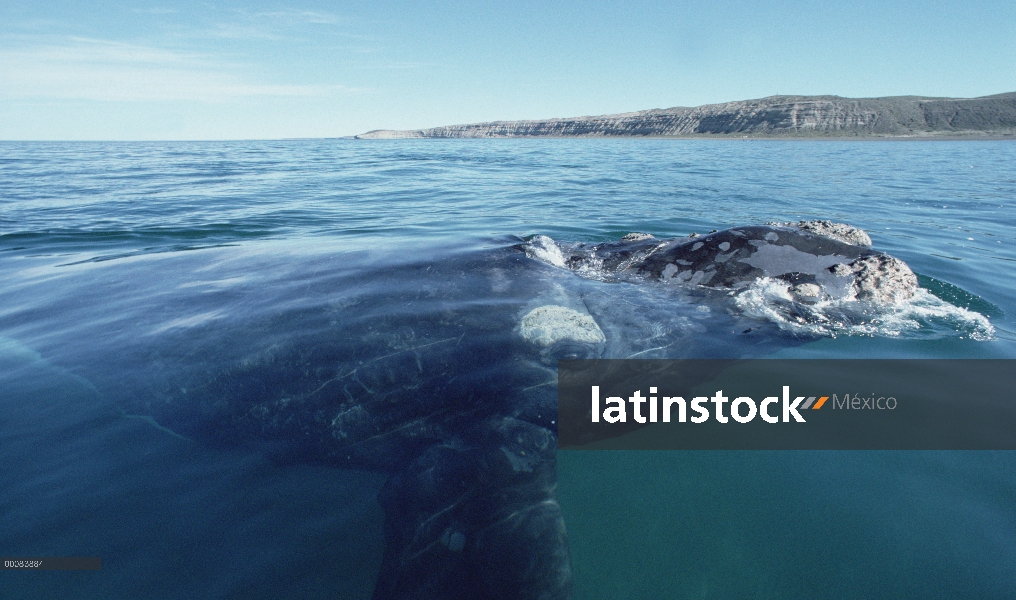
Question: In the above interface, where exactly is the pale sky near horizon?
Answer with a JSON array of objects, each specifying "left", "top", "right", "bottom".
[{"left": 1, "top": 0, "right": 1014, "bottom": 140}]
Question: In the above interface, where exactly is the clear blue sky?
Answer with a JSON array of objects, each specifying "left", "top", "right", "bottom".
[{"left": 2, "top": 0, "right": 1014, "bottom": 140}]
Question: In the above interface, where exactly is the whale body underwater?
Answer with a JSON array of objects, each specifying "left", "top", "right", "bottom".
[{"left": 76, "top": 221, "right": 928, "bottom": 598}]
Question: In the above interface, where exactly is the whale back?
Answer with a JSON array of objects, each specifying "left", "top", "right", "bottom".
[{"left": 556, "top": 224, "right": 917, "bottom": 303}]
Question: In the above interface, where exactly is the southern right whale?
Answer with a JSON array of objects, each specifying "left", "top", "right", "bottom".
[
  {"left": 34, "top": 221, "right": 936, "bottom": 599},
  {"left": 529, "top": 220, "right": 918, "bottom": 305}
]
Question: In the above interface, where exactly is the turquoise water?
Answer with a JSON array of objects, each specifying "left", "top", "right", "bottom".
[{"left": 1, "top": 139, "right": 1014, "bottom": 598}]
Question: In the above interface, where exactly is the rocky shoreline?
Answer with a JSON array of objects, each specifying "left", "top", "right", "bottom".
[{"left": 356, "top": 92, "right": 1016, "bottom": 139}]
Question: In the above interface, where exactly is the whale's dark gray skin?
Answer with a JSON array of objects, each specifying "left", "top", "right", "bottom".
[
  {"left": 48, "top": 222, "right": 916, "bottom": 599},
  {"left": 76, "top": 247, "right": 597, "bottom": 600},
  {"left": 108, "top": 249, "right": 583, "bottom": 600}
]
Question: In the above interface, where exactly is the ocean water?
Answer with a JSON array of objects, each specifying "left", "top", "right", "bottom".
[{"left": 1, "top": 139, "right": 1014, "bottom": 599}]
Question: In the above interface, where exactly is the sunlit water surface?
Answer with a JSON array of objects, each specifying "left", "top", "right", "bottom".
[{"left": 1, "top": 140, "right": 1014, "bottom": 599}]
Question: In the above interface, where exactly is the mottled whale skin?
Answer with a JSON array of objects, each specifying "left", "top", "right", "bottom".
[
  {"left": 555, "top": 222, "right": 917, "bottom": 304},
  {"left": 77, "top": 222, "right": 917, "bottom": 600}
]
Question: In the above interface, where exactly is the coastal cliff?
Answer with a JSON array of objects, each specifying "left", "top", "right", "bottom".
[{"left": 356, "top": 92, "right": 1016, "bottom": 139}]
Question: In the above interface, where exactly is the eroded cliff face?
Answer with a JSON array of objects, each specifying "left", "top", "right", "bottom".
[{"left": 356, "top": 93, "right": 1016, "bottom": 139}]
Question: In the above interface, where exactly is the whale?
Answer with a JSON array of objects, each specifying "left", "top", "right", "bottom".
[
  {"left": 49, "top": 221, "right": 921, "bottom": 599},
  {"left": 530, "top": 220, "right": 918, "bottom": 305}
]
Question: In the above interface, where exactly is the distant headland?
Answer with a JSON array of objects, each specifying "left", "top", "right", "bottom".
[{"left": 356, "top": 92, "right": 1016, "bottom": 139}]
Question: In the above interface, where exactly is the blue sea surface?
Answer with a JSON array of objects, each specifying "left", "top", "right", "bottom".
[{"left": 1, "top": 139, "right": 1015, "bottom": 598}]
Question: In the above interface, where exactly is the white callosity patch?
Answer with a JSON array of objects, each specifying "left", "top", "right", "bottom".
[
  {"left": 620, "top": 232, "right": 655, "bottom": 241},
  {"left": 518, "top": 305, "right": 606, "bottom": 348},
  {"left": 831, "top": 254, "right": 918, "bottom": 303},
  {"left": 768, "top": 220, "right": 873, "bottom": 247}
]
